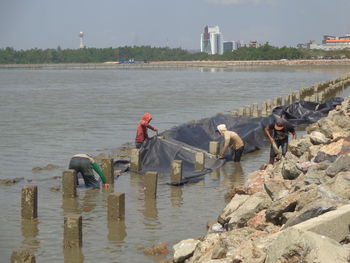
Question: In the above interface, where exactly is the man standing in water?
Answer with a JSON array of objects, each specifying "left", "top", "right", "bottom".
[
  {"left": 135, "top": 112, "right": 158, "bottom": 149},
  {"left": 264, "top": 117, "right": 297, "bottom": 164},
  {"left": 69, "top": 154, "right": 111, "bottom": 188},
  {"left": 216, "top": 124, "right": 245, "bottom": 162}
]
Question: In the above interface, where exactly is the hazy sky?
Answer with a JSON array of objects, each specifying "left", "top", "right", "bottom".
[{"left": 1, "top": 0, "right": 349, "bottom": 50}]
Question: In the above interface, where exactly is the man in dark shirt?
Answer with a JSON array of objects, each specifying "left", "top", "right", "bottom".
[{"left": 264, "top": 117, "right": 297, "bottom": 164}]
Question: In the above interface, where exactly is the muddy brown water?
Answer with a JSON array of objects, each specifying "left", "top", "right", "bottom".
[{"left": 1, "top": 65, "right": 350, "bottom": 262}]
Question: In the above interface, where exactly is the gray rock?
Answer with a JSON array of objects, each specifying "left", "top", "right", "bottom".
[
  {"left": 284, "top": 200, "right": 337, "bottom": 227},
  {"left": 326, "top": 171, "right": 350, "bottom": 200},
  {"left": 226, "top": 192, "right": 272, "bottom": 231},
  {"left": 173, "top": 239, "right": 200, "bottom": 263},
  {"left": 288, "top": 137, "right": 313, "bottom": 157},
  {"left": 326, "top": 154, "right": 350, "bottom": 177},
  {"left": 309, "top": 131, "right": 329, "bottom": 145},
  {"left": 281, "top": 160, "right": 301, "bottom": 180},
  {"left": 317, "top": 118, "right": 343, "bottom": 138},
  {"left": 265, "top": 228, "right": 350, "bottom": 263}
]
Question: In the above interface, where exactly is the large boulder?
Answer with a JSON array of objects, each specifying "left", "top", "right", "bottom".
[
  {"left": 325, "top": 171, "right": 350, "bottom": 200},
  {"left": 226, "top": 192, "right": 272, "bottom": 231},
  {"left": 218, "top": 194, "right": 250, "bottom": 225},
  {"left": 173, "top": 238, "right": 200, "bottom": 263},
  {"left": 314, "top": 138, "right": 350, "bottom": 163},
  {"left": 317, "top": 117, "right": 343, "bottom": 138},
  {"left": 326, "top": 154, "right": 350, "bottom": 177},
  {"left": 288, "top": 136, "right": 313, "bottom": 157},
  {"left": 281, "top": 160, "right": 302, "bottom": 180},
  {"left": 309, "top": 131, "right": 329, "bottom": 145},
  {"left": 283, "top": 200, "right": 337, "bottom": 227},
  {"left": 264, "top": 228, "right": 350, "bottom": 263},
  {"left": 263, "top": 178, "right": 292, "bottom": 201}
]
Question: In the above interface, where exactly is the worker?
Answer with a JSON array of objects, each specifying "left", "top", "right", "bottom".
[
  {"left": 68, "top": 154, "right": 111, "bottom": 188},
  {"left": 216, "top": 124, "right": 245, "bottom": 162},
  {"left": 135, "top": 112, "right": 158, "bottom": 149},
  {"left": 264, "top": 117, "right": 297, "bottom": 164}
]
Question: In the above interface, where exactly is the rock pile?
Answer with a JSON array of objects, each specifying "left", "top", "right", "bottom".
[{"left": 171, "top": 97, "right": 350, "bottom": 263}]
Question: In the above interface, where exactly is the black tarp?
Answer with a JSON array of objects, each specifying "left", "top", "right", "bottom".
[{"left": 119, "top": 98, "right": 343, "bottom": 185}]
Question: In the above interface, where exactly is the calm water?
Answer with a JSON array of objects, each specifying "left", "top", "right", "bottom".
[{"left": 1, "top": 65, "right": 349, "bottom": 262}]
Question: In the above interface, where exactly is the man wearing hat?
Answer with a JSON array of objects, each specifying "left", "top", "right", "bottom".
[
  {"left": 264, "top": 117, "right": 297, "bottom": 164},
  {"left": 216, "top": 124, "right": 245, "bottom": 162}
]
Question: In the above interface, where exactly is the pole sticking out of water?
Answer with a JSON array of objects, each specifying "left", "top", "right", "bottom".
[
  {"left": 101, "top": 159, "right": 114, "bottom": 185},
  {"left": 11, "top": 248, "right": 36, "bottom": 263},
  {"left": 195, "top": 152, "right": 205, "bottom": 171},
  {"left": 144, "top": 172, "right": 158, "bottom": 199},
  {"left": 252, "top": 103, "right": 259, "bottom": 117},
  {"left": 171, "top": 160, "right": 183, "bottom": 185},
  {"left": 64, "top": 214, "right": 82, "bottom": 248},
  {"left": 107, "top": 192, "right": 125, "bottom": 221},
  {"left": 130, "top": 149, "right": 141, "bottom": 172},
  {"left": 209, "top": 141, "right": 220, "bottom": 155},
  {"left": 62, "top": 170, "right": 77, "bottom": 198},
  {"left": 21, "top": 185, "right": 37, "bottom": 220}
]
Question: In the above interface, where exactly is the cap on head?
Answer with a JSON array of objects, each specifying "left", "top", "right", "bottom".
[
  {"left": 216, "top": 124, "right": 227, "bottom": 133},
  {"left": 274, "top": 118, "right": 284, "bottom": 130}
]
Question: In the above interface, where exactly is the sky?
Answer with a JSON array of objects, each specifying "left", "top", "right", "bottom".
[{"left": 0, "top": 0, "right": 349, "bottom": 50}]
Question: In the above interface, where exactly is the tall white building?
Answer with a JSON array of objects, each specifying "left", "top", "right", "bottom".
[{"left": 200, "top": 26, "right": 223, "bottom": 55}]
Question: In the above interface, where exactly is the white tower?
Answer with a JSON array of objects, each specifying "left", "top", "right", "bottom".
[{"left": 79, "top": 31, "right": 85, "bottom": 49}]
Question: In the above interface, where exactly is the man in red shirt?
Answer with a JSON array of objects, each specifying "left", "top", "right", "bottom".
[{"left": 135, "top": 112, "right": 158, "bottom": 149}]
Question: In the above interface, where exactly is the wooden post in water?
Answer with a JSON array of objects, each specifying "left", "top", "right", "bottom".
[
  {"left": 62, "top": 170, "right": 77, "bottom": 198},
  {"left": 21, "top": 185, "right": 38, "bottom": 220},
  {"left": 238, "top": 107, "right": 244, "bottom": 116},
  {"left": 195, "top": 152, "right": 205, "bottom": 171},
  {"left": 144, "top": 172, "right": 158, "bottom": 199},
  {"left": 171, "top": 160, "right": 183, "bottom": 185},
  {"left": 130, "top": 148, "right": 141, "bottom": 172},
  {"left": 101, "top": 159, "right": 114, "bottom": 185},
  {"left": 284, "top": 95, "right": 289, "bottom": 106},
  {"left": 209, "top": 141, "right": 220, "bottom": 155},
  {"left": 107, "top": 192, "right": 125, "bottom": 221},
  {"left": 11, "top": 248, "right": 36, "bottom": 263},
  {"left": 64, "top": 214, "right": 82, "bottom": 248},
  {"left": 244, "top": 105, "right": 251, "bottom": 116},
  {"left": 266, "top": 100, "right": 272, "bottom": 115},
  {"left": 252, "top": 103, "right": 259, "bottom": 117},
  {"left": 260, "top": 101, "right": 267, "bottom": 116}
]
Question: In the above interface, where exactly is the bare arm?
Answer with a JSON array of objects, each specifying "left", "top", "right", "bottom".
[
  {"left": 218, "top": 133, "right": 230, "bottom": 158},
  {"left": 264, "top": 127, "right": 274, "bottom": 143}
]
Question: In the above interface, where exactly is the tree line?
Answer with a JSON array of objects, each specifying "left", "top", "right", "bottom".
[{"left": 0, "top": 44, "right": 349, "bottom": 64}]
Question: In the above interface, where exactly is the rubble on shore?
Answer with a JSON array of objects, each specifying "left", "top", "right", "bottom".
[{"left": 170, "top": 96, "right": 350, "bottom": 263}]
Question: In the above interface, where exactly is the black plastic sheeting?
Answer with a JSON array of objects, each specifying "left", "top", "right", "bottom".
[{"left": 120, "top": 98, "right": 343, "bottom": 185}]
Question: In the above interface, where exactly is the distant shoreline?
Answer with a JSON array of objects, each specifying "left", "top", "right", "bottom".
[{"left": 1, "top": 59, "right": 350, "bottom": 69}]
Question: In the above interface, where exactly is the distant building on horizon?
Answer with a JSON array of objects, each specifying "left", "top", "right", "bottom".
[
  {"left": 302, "top": 33, "right": 350, "bottom": 50},
  {"left": 79, "top": 32, "right": 85, "bottom": 49},
  {"left": 223, "top": 41, "right": 235, "bottom": 53},
  {"left": 200, "top": 26, "right": 223, "bottom": 55}
]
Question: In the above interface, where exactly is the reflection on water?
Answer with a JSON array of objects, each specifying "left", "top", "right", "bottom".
[
  {"left": 80, "top": 189, "right": 99, "bottom": 213},
  {"left": 221, "top": 162, "right": 244, "bottom": 186},
  {"left": 21, "top": 219, "right": 39, "bottom": 248},
  {"left": 64, "top": 247, "right": 84, "bottom": 263},
  {"left": 107, "top": 220, "right": 127, "bottom": 245},
  {"left": 170, "top": 187, "right": 183, "bottom": 207},
  {"left": 210, "top": 169, "right": 220, "bottom": 180},
  {"left": 143, "top": 198, "right": 158, "bottom": 221}
]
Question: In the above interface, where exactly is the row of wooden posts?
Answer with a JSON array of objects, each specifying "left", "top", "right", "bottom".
[
  {"left": 13, "top": 142, "right": 223, "bottom": 262},
  {"left": 230, "top": 73, "right": 350, "bottom": 117}
]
